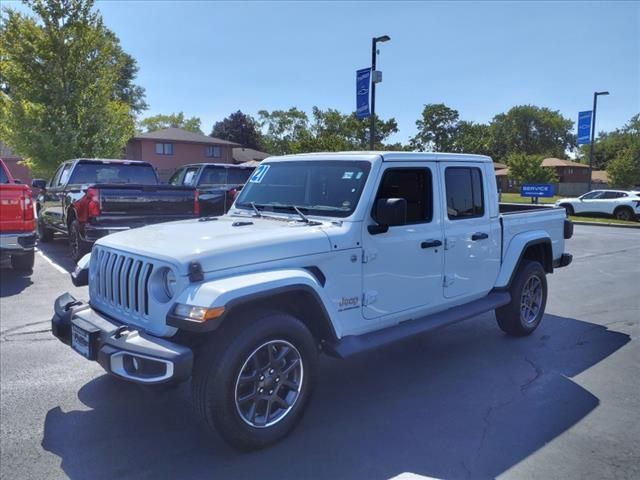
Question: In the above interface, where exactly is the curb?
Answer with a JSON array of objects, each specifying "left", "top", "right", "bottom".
[{"left": 571, "top": 220, "right": 640, "bottom": 229}]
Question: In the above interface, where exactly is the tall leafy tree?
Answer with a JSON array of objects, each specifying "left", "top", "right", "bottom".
[
  {"left": 139, "top": 112, "right": 202, "bottom": 134},
  {"left": 0, "top": 0, "right": 146, "bottom": 176},
  {"left": 451, "top": 121, "right": 493, "bottom": 156},
  {"left": 490, "top": 105, "right": 575, "bottom": 160},
  {"left": 410, "top": 103, "right": 460, "bottom": 152},
  {"left": 211, "top": 110, "right": 263, "bottom": 150},
  {"left": 506, "top": 153, "right": 557, "bottom": 185},
  {"left": 257, "top": 107, "right": 310, "bottom": 155}
]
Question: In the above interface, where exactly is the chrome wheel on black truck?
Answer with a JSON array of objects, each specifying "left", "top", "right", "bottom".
[
  {"left": 192, "top": 311, "right": 317, "bottom": 450},
  {"left": 496, "top": 260, "right": 547, "bottom": 336}
]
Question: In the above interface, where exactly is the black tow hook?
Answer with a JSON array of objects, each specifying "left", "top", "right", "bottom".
[{"left": 113, "top": 325, "right": 129, "bottom": 339}]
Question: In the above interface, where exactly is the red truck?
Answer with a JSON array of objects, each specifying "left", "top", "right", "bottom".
[{"left": 0, "top": 158, "right": 36, "bottom": 272}]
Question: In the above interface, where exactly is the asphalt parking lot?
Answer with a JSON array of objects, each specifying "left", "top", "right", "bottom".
[{"left": 1, "top": 225, "right": 639, "bottom": 480}]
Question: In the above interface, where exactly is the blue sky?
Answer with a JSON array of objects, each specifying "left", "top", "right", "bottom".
[{"left": 6, "top": 1, "right": 640, "bottom": 144}]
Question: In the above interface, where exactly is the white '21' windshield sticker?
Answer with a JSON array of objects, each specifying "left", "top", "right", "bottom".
[{"left": 249, "top": 164, "right": 270, "bottom": 183}]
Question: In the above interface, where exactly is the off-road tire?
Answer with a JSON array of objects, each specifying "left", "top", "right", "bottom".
[
  {"left": 11, "top": 250, "right": 34, "bottom": 272},
  {"left": 36, "top": 216, "right": 54, "bottom": 242},
  {"left": 191, "top": 311, "right": 318, "bottom": 450},
  {"left": 69, "top": 220, "right": 89, "bottom": 262},
  {"left": 496, "top": 260, "right": 547, "bottom": 336}
]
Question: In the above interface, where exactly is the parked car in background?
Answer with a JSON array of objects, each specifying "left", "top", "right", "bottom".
[
  {"left": 168, "top": 163, "right": 255, "bottom": 217},
  {"left": 555, "top": 190, "right": 640, "bottom": 221},
  {"left": 33, "top": 158, "right": 199, "bottom": 261},
  {"left": 0, "top": 158, "right": 36, "bottom": 272}
]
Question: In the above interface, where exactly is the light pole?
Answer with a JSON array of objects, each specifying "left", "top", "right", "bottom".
[
  {"left": 587, "top": 91, "right": 609, "bottom": 192},
  {"left": 370, "top": 35, "right": 390, "bottom": 150}
]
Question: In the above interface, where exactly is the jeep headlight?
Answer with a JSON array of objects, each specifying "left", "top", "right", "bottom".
[{"left": 163, "top": 269, "right": 177, "bottom": 298}]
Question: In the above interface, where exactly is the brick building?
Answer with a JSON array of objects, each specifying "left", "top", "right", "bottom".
[
  {"left": 125, "top": 128, "right": 240, "bottom": 181},
  {"left": 0, "top": 142, "right": 32, "bottom": 186},
  {"left": 496, "top": 157, "right": 591, "bottom": 195}
]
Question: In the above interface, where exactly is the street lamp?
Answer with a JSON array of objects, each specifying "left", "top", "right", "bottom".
[
  {"left": 587, "top": 90, "right": 610, "bottom": 192},
  {"left": 370, "top": 35, "right": 391, "bottom": 150}
]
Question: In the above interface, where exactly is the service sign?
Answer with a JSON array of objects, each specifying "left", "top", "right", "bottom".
[{"left": 521, "top": 184, "right": 554, "bottom": 198}]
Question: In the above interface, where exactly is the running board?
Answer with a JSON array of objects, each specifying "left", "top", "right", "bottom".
[{"left": 325, "top": 291, "right": 511, "bottom": 359}]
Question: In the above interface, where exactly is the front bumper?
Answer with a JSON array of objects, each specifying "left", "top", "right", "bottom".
[
  {"left": 52, "top": 293, "right": 193, "bottom": 385},
  {"left": 0, "top": 231, "right": 36, "bottom": 253}
]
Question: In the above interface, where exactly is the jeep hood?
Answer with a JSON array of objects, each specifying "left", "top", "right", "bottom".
[{"left": 95, "top": 215, "right": 333, "bottom": 275}]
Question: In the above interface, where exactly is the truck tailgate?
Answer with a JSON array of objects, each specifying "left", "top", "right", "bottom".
[{"left": 97, "top": 184, "right": 196, "bottom": 217}]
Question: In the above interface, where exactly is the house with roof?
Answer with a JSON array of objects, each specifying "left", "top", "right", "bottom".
[
  {"left": 496, "top": 157, "right": 592, "bottom": 195},
  {"left": 0, "top": 141, "right": 32, "bottom": 185},
  {"left": 125, "top": 128, "right": 241, "bottom": 181},
  {"left": 232, "top": 147, "right": 270, "bottom": 165}
]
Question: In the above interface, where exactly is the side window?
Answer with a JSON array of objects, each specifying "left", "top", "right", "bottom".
[
  {"left": 445, "top": 167, "right": 484, "bottom": 220},
  {"left": 375, "top": 168, "right": 433, "bottom": 224},
  {"left": 49, "top": 165, "right": 64, "bottom": 187},
  {"left": 182, "top": 167, "right": 200, "bottom": 186},
  {"left": 582, "top": 191, "right": 602, "bottom": 199},
  {"left": 57, "top": 163, "right": 73, "bottom": 186},
  {"left": 168, "top": 168, "right": 186, "bottom": 186}
]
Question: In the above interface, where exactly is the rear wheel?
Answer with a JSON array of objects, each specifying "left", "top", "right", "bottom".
[
  {"left": 496, "top": 260, "right": 547, "bottom": 336},
  {"left": 560, "top": 204, "right": 574, "bottom": 216},
  {"left": 614, "top": 207, "right": 634, "bottom": 221},
  {"left": 36, "top": 216, "right": 54, "bottom": 242},
  {"left": 11, "top": 250, "right": 34, "bottom": 272},
  {"left": 69, "top": 220, "right": 89, "bottom": 262},
  {"left": 192, "top": 311, "right": 318, "bottom": 450}
]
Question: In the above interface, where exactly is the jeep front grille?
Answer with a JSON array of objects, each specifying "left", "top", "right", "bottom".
[{"left": 92, "top": 247, "right": 153, "bottom": 317}]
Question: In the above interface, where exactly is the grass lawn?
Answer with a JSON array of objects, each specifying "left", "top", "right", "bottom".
[{"left": 500, "top": 192, "right": 639, "bottom": 226}]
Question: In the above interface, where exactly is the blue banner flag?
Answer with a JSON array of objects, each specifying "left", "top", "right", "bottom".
[
  {"left": 521, "top": 184, "right": 554, "bottom": 198},
  {"left": 577, "top": 110, "right": 592, "bottom": 145},
  {"left": 356, "top": 68, "right": 371, "bottom": 119}
]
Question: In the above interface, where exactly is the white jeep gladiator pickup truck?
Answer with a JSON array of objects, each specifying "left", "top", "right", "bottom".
[{"left": 52, "top": 152, "right": 573, "bottom": 450}]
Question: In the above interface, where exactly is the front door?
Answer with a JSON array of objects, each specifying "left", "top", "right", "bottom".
[
  {"left": 362, "top": 164, "right": 444, "bottom": 320},
  {"left": 440, "top": 162, "right": 500, "bottom": 300}
]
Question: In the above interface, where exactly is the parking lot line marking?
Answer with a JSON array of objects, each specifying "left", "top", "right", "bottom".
[{"left": 35, "top": 248, "right": 68, "bottom": 275}]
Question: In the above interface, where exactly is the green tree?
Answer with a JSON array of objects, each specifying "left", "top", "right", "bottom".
[
  {"left": 0, "top": 0, "right": 146, "bottom": 176},
  {"left": 257, "top": 107, "right": 309, "bottom": 155},
  {"left": 607, "top": 148, "right": 640, "bottom": 188},
  {"left": 452, "top": 121, "right": 493, "bottom": 156},
  {"left": 490, "top": 105, "right": 575, "bottom": 161},
  {"left": 506, "top": 153, "right": 557, "bottom": 186},
  {"left": 139, "top": 112, "right": 202, "bottom": 134},
  {"left": 211, "top": 110, "right": 263, "bottom": 150},
  {"left": 410, "top": 103, "right": 460, "bottom": 152}
]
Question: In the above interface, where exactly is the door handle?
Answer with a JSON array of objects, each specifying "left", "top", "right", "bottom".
[
  {"left": 471, "top": 232, "right": 489, "bottom": 241},
  {"left": 421, "top": 239, "right": 442, "bottom": 249}
]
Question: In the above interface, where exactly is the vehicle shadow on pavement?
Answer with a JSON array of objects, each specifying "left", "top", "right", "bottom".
[
  {"left": 36, "top": 236, "right": 77, "bottom": 273},
  {"left": 0, "top": 267, "right": 34, "bottom": 297},
  {"left": 41, "top": 313, "right": 630, "bottom": 480}
]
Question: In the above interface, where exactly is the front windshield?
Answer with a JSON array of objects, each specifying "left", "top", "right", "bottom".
[{"left": 235, "top": 161, "right": 371, "bottom": 218}]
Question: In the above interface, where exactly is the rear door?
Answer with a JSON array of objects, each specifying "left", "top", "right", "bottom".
[
  {"left": 440, "top": 162, "right": 500, "bottom": 300},
  {"left": 362, "top": 163, "right": 444, "bottom": 320}
]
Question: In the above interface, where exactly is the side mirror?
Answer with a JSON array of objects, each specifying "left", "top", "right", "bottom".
[
  {"left": 32, "top": 179, "right": 47, "bottom": 190},
  {"left": 369, "top": 198, "right": 407, "bottom": 234}
]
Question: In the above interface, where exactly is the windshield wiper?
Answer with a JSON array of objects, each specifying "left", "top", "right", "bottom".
[
  {"left": 292, "top": 205, "right": 309, "bottom": 223},
  {"left": 250, "top": 201, "right": 262, "bottom": 218}
]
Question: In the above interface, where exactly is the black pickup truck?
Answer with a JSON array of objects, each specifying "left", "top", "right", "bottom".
[
  {"left": 168, "top": 163, "right": 255, "bottom": 217},
  {"left": 33, "top": 159, "right": 198, "bottom": 261}
]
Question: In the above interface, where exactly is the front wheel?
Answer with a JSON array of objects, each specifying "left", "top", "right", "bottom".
[
  {"left": 560, "top": 204, "right": 574, "bottom": 216},
  {"left": 496, "top": 260, "right": 547, "bottom": 336},
  {"left": 191, "top": 311, "right": 318, "bottom": 450}
]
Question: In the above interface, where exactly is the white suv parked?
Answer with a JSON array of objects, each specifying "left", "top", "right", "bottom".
[{"left": 556, "top": 190, "right": 640, "bottom": 221}]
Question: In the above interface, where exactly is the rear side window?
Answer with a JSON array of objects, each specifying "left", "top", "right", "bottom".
[
  {"left": 445, "top": 167, "right": 484, "bottom": 219},
  {"left": 199, "top": 166, "right": 227, "bottom": 185},
  {"left": 227, "top": 168, "right": 253, "bottom": 185},
  {"left": 375, "top": 168, "right": 433, "bottom": 223}
]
